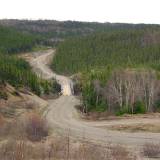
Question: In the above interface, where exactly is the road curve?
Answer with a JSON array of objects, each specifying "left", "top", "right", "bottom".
[
  {"left": 29, "top": 49, "right": 160, "bottom": 148},
  {"left": 30, "top": 49, "right": 73, "bottom": 96}
]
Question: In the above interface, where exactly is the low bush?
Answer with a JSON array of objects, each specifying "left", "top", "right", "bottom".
[
  {"left": 52, "top": 80, "right": 61, "bottom": 93},
  {"left": 143, "top": 143, "right": 160, "bottom": 158},
  {"left": 0, "top": 139, "right": 29, "bottom": 160},
  {"left": 116, "top": 106, "right": 130, "bottom": 116},
  {"left": 0, "top": 138, "right": 138, "bottom": 160},
  {"left": 0, "top": 114, "right": 4, "bottom": 127},
  {"left": 155, "top": 100, "right": 160, "bottom": 112},
  {"left": 0, "top": 91, "right": 8, "bottom": 100},
  {"left": 133, "top": 101, "right": 146, "bottom": 114},
  {"left": 110, "top": 145, "right": 137, "bottom": 160},
  {"left": 73, "top": 81, "right": 82, "bottom": 95},
  {"left": 25, "top": 113, "right": 48, "bottom": 141}
]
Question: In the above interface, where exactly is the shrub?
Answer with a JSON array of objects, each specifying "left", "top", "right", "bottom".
[
  {"left": 155, "top": 100, "right": 160, "bottom": 112},
  {"left": 0, "top": 139, "right": 31, "bottom": 160},
  {"left": 0, "top": 138, "right": 138, "bottom": 160},
  {"left": 95, "top": 101, "right": 107, "bottom": 112},
  {"left": 133, "top": 101, "right": 146, "bottom": 114},
  {"left": 110, "top": 145, "right": 137, "bottom": 160},
  {"left": 25, "top": 113, "right": 48, "bottom": 141},
  {"left": 73, "top": 81, "right": 82, "bottom": 95},
  {"left": 116, "top": 106, "right": 130, "bottom": 116},
  {"left": 143, "top": 143, "right": 160, "bottom": 158},
  {"left": 0, "top": 114, "right": 4, "bottom": 127},
  {"left": 0, "top": 91, "right": 8, "bottom": 100},
  {"left": 52, "top": 80, "right": 61, "bottom": 93}
]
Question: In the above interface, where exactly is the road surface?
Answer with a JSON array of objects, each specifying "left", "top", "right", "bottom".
[{"left": 29, "top": 49, "right": 160, "bottom": 148}]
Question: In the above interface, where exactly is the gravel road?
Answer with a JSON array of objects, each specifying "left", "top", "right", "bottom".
[{"left": 29, "top": 49, "right": 160, "bottom": 148}]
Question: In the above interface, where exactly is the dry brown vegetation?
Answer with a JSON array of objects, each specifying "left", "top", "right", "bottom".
[
  {"left": 0, "top": 113, "right": 48, "bottom": 141},
  {"left": 0, "top": 112, "right": 139, "bottom": 160},
  {"left": 101, "top": 70, "right": 160, "bottom": 113},
  {"left": 0, "top": 137, "right": 138, "bottom": 160},
  {"left": 142, "top": 143, "right": 160, "bottom": 158},
  {"left": 25, "top": 113, "right": 48, "bottom": 141},
  {"left": 109, "top": 123, "right": 160, "bottom": 133}
]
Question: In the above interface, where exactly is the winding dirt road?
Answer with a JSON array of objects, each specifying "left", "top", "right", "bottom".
[{"left": 29, "top": 49, "right": 160, "bottom": 148}]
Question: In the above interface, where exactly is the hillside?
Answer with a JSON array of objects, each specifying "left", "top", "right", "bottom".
[
  {"left": 52, "top": 26, "right": 160, "bottom": 114},
  {"left": 0, "top": 26, "right": 59, "bottom": 96},
  {"left": 52, "top": 27, "right": 160, "bottom": 74},
  {"left": 0, "top": 19, "right": 155, "bottom": 45}
]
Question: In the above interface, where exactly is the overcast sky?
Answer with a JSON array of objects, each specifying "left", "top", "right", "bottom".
[{"left": 0, "top": 0, "right": 160, "bottom": 24}]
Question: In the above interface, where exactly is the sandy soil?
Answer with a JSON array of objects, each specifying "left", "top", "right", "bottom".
[{"left": 28, "top": 49, "right": 160, "bottom": 149}]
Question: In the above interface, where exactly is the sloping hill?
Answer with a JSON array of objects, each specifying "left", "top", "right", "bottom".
[
  {"left": 0, "top": 26, "right": 58, "bottom": 96},
  {"left": 0, "top": 19, "right": 156, "bottom": 45},
  {"left": 52, "top": 27, "right": 160, "bottom": 74}
]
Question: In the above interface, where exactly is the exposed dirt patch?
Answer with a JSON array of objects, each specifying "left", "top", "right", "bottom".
[{"left": 0, "top": 83, "right": 48, "bottom": 122}]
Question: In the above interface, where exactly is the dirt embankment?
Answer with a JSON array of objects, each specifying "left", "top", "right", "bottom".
[{"left": 0, "top": 83, "right": 48, "bottom": 124}]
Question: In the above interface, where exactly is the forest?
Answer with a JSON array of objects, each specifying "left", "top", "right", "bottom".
[
  {"left": 52, "top": 26, "right": 160, "bottom": 74},
  {"left": 52, "top": 26, "right": 160, "bottom": 115},
  {"left": 2, "top": 21, "right": 160, "bottom": 115},
  {"left": 0, "top": 26, "right": 40, "bottom": 54},
  {"left": 0, "top": 19, "right": 155, "bottom": 46},
  {"left": 0, "top": 26, "right": 59, "bottom": 96}
]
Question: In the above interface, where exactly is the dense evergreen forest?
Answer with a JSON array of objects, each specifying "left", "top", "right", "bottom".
[
  {"left": 52, "top": 26, "right": 160, "bottom": 115},
  {"left": 0, "top": 26, "right": 40, "bottom": 54},
  {"left": 0, "top": 26, "right": 58, "bottom": 95},
  {"left": 52, "top": 27, "right": 160, "bottom": 74}
]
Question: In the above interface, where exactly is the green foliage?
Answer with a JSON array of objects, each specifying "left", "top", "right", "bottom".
[
  {"left": 41, "top": 80, "right": 61, "bottom": 94},
  {"left": 95, "top": 100, "right": 107, "bottom": 112},
  {"left": 52, "top": 26, "right": 160, "bottom": 115},
  {"left": 51, "top": 80, "right": 61, "bottom": 93},
  {"left": 0, "top": 26, "right": 59, "bottom": 95},
  {"left": 0, "top": 54, "right": 59, "bottom": 95},
  {"left": 116, "top": 107, "right": 130, "bottom": 116},
  {"left": 154, "top": 101, "right": 160, "bottom": 112},
  {"left": 133, "top": 101, "right": 146, "bottom": 114},
  {"left": 1, "top": 20, "right": 150, "bottom": 43},
  {"left": 0, "top": 54, "right": 39, "bottom": 95},
  {"left": 0, "top": 26, "right": 40, "bottom": 54},
  {"left": 116, "top": 102, "right": 146, "bottom": 116},
  {"left": 52, "top": 27, "right": 160, "bottom": 75},
  {"left": 82, "top": 81, "right": 107, "bottom": 112}
]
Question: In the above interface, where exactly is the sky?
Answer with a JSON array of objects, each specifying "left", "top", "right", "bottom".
[{"left": 0, "top": 0, "right": 160, "bottom": 24}]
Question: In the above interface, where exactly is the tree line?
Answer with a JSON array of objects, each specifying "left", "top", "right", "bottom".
[{"left": 81, "top": 69, "right": 160, "bottom": 115}]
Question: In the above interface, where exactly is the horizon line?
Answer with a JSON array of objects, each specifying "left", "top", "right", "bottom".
[{"left": 0, "top": 18, "right": 160, "bottom": 25}]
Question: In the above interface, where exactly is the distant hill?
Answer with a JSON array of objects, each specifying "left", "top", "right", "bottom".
[{"left": 0, "top": 19, "right": 157, "bottom": 45}]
